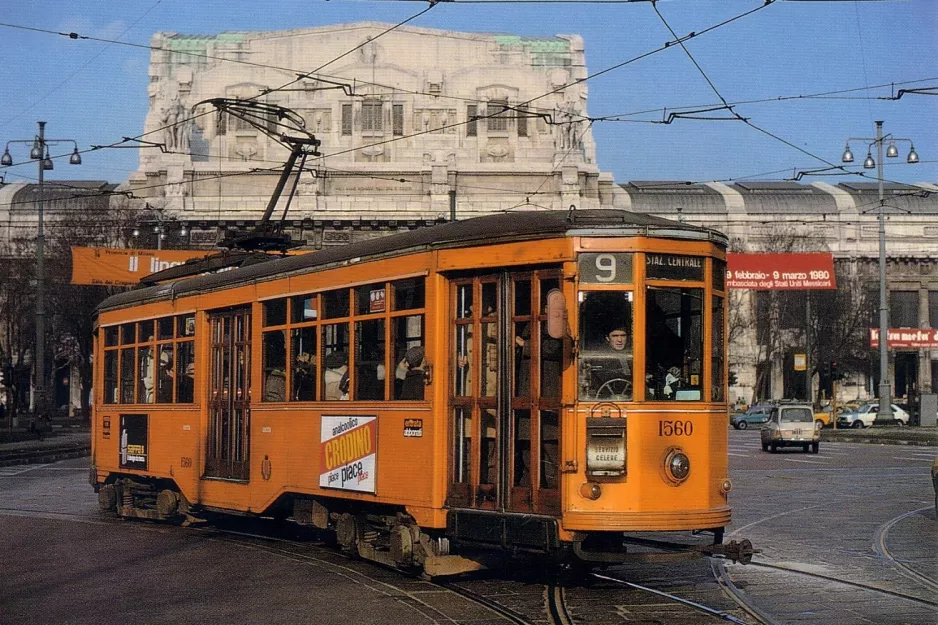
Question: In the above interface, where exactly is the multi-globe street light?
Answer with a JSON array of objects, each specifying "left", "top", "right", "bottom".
[
  {"left": 841, "top": 120, "right": 919, "bottom": 425},
  {"left": 1, "top": 122, "right": 82, "bottom": 421}
]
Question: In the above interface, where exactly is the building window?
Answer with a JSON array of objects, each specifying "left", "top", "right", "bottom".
[
  {"left": 466, "top": 105, "right": 478, "bottom": 137},
  {"left": 341, "top": 104, "right": 352, "bottom": 136},
  {"left": 929, "top": 291, "right": 938, "bottom": 328},
  {"left": 890, "top": 291, "right": 919, "bottom": 328},
  {"left": 487, "top": 99, "right": 509, "bottom": 133},
  {"left": 516, "top": 106, "right": 528, "bottom": 137},
  {"left": 392, "top": 104, "right": 404, "bottom": 136},
  {"left": 362, "top": 101, "right": 383, "bottom": 132}
]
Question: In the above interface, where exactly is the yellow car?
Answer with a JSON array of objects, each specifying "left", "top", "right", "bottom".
[{"left": 813, "top": 411, "right": 832, "bottom": 429}]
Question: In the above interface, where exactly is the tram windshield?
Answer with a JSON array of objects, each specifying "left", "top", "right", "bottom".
[{"left": 578, "top": 291, "right": 634, "bottom": 401}]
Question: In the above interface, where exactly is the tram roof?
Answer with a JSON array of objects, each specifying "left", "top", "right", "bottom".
[{"left": 97, "top": 209, "right": 727, "bottom": 313}]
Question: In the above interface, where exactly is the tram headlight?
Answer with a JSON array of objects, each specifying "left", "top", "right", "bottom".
[
  {"left": 579, "top": 482, "right": 602, "bottom": 500},
  {"left": 663, "top": 447, "right": 691, "bottom": 485}
]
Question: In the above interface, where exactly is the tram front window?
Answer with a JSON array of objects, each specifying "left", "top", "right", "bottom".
[
  {"left": 578, "top": 291, "right": 633, "bottom": 401},
  {"left": 645, "top": 287, "right": 703, "bottom": 401}
]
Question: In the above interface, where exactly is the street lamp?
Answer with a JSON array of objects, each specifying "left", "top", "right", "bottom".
[
  {"left": 1, "top": 122, "right": 81, "bottom": 422},
  {"left": 841, "top": 121, "right": 919, "bottom": 425}
]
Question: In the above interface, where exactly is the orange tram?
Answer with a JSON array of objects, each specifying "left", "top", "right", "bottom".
[{"left": 91, "top": 209, "right": 749, "bottom": 576}]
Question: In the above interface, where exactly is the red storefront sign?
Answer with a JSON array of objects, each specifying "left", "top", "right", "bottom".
[
  {"left": 726, "top": 253, "right": 836, "bottom": 290},
  {"left": 870, "top": 328, "right": 938, "bottom": 349}
]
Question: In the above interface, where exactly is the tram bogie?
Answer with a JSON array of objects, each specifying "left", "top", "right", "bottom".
[{"left": 90, "top": 210, "right": 739, "bottom": 574}]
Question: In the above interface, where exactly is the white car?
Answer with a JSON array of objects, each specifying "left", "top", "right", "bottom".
[{"left": 836, "top": 403, "right": 909, "bottom": 428}]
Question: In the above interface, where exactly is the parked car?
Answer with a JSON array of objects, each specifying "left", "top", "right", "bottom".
[
  {"left": 813, "top": 410, "right": 832, "bottom": 429},
  {"left": 730, "top": 404, "right": 773, "bottom": 430},
  {"left": 836, "top": 402, "right": 910, "bottom": 428},
  {"left": 760, "top": 404, "right": 820, "bottom": 453}
]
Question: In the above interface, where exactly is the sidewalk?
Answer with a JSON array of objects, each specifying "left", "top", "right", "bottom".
[
  {"left": 0, "top": 425, "right": 91, "bottom": 467},
  {"left": 820, "top": 425, "right": 937, "bottom": 446}
]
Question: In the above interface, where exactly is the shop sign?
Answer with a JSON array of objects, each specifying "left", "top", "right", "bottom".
[
  {"left": 726, "top": 253, "right": 836, "bottom": 290},
  {"left": 870, "top": 328, "right": 938, "bottom": 349},
  {"left": 320, "top": 416, "right": 377, "bottom": 493}
]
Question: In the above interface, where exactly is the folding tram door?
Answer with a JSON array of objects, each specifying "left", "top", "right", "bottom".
[
  {"left": 205, "top": 307, "right": 252, "bottom": 481},
  {"left": 447, "top": 269, "right": 563, "bottom": 548}
]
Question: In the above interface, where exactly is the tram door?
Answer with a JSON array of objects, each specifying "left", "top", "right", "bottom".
[
  {"left": 205, "top": 308, "right": 252, "bottom": 480},
  {"left": 448, "top": 271, "right": 562, "bottom": 516}
]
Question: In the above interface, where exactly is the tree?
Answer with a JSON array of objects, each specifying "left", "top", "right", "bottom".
[{"left": 39, "top": 193, "right": 137, "bottom": 420}]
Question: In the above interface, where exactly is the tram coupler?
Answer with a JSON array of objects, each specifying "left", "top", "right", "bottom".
[{"left": 700, "top": 539, "right": 757, "bottom": 565}]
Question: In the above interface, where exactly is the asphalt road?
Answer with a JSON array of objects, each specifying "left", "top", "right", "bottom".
[{"left": 1, "top": 432, "right": 936, "bottom": 624}]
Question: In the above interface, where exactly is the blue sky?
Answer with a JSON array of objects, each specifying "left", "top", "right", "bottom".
[{"left": 0, "top": 0, "right": 935, "bottom": 187}]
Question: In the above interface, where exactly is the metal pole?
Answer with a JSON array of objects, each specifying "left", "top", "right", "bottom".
[
  {"left": 874, "top": 120, "right": 892, "bottom": 425},
  {"left": 35, "top": 121, "right": 46, "bottom": 421}
]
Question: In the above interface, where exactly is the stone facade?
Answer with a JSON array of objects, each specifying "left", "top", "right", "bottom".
[{"left": 128, "top": 23, "right": 608, "bottom": 243}]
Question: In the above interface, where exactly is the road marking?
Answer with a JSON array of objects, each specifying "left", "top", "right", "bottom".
[
  {"left": 727, "top": 452, "right": 749, "bottom": 457},
  {"left": 0, "top": 464, "right": 49, "bottom": 476},
  {"left": 892, "top": 456, "right": 933, "bottom": 462},
  {"left": 785, "top": 457, "right": 827, "bottom": 464}
]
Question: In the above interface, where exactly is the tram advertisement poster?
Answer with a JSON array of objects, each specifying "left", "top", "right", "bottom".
[
  {"left": 320, "top": 416, "right": 377, "bottom": 493},
  {"left": 119, "top": 414, "right": 148, "bottom": 470}
]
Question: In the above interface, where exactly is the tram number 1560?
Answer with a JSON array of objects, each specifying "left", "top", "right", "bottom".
[{"left": 658, "top": 420, "right": 693, "bottom": 437}]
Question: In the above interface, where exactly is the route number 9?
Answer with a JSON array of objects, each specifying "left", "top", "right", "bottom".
[
  {"left": 595, "top": 254, "right": 616, "bottom": 282},
  {"left": 578, "top": 253, "right": 633, "bottom": 284}
]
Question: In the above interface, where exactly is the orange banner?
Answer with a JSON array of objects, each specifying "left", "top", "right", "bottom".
[{"left": 70, "top": 247, "right": 212, "bottom": 286}]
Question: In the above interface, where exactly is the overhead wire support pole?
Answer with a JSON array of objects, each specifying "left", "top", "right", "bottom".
[
  {"left": 839, "top": 122, "right": 920, "bottom": 425},
  {"left": 874, "top": 121, "right": 891, "bottom": 426},
  {"left": 0, "top": 121, "right": 82, "bottom": 423}
]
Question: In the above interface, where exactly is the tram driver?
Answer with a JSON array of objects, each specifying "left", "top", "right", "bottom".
[{"left": 578, "top": 292, "right": 634, "bottom": 400}]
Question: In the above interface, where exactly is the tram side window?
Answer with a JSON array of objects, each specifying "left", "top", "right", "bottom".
[
  {"left": 712, "top": 295, "right": 725, "bottom": 402},
  {"left": 291, "top": 326, "right": 317, "bottom": 401},
  {"left": 155, "top": 343, "right": 174, "bottom": 403},
  {"left": 646, "top": 287, "right": 703, "bottom": 401},
  {"left": 119, "top": 347, "right": 135, "bottom": 403},
  {"left": 103, "top": 351, "right": 118, "bottom": 404},
  {"left": 322, "top": 323, "right": 350, "bottom": 401},
  {"left": 355, "top": 319, "right": 386, "bottom": 400},
  {"left": 578, "top": 291, "right": 634, "bottom": 401},
  {"left": 175, "top": 340, "right": 195, "bottom": 403},
  {"left": 262, "top": 330, "right": 287, "bottom": 402},
  {"left": 393, "top": 314, "right": 425, "bottom": 400}
]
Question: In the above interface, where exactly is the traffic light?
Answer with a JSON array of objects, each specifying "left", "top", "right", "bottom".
[
  {"left": 821, "top": 361, "right": 830, "bottom": 378},
  {"left": 831, "top": 361, "right": 842, "bottom": 381}
]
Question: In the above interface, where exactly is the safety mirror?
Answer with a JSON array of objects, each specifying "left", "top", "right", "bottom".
[{"left": 546, "top": 288, "right": 566, "bottom": 339}]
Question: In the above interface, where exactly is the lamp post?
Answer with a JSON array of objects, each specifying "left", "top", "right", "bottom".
[
  {"left": 841, "top": 121, "right": 919, "bottom": 425},
  {"left": 1, "top": 122, "right": 81, "bottom": 421}
]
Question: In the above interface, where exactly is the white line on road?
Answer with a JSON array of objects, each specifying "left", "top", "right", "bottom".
[
  {"left": 892, "top": 457, "right": 933, "bottom": 462},
  {"left": 728, "top": 452, "right": 750, "bottom": 457},
  {"left": 0, "top": 465, "right": 49, "bottom": 476},
  {"left": 785, "top": 458, "right": 828, "bottom": 464}
]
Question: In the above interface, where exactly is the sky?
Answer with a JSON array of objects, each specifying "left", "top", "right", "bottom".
[{"left": 0, "top": 0, "right": 935, "bottom": 188}]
